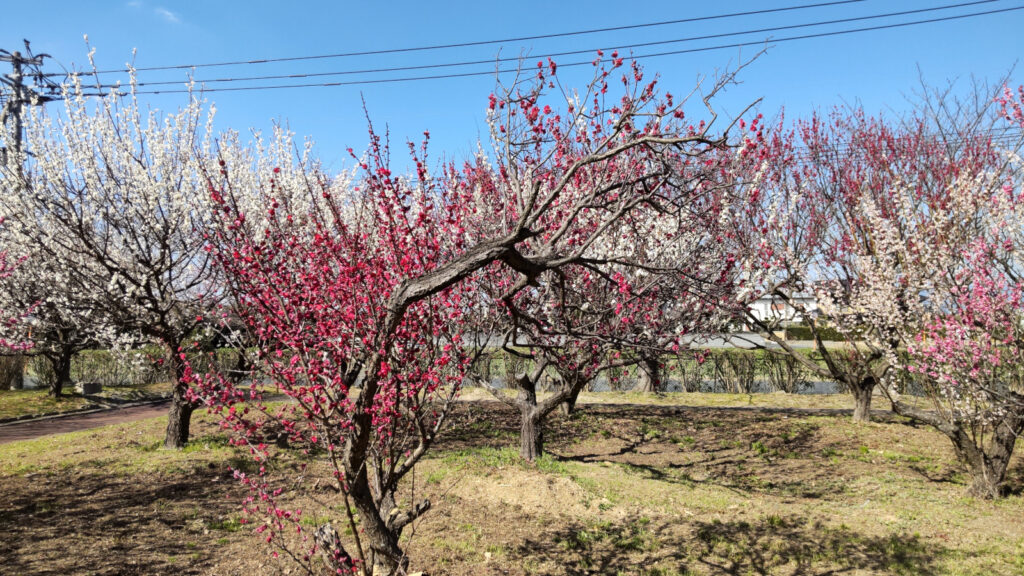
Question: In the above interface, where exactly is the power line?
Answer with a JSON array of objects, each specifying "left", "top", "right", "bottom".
[
  {"left": 114, "top": 0, "right": 1001, "bottom": 89},
  {"left": 109, "top": 4, "right": 1024, "bottom": 95},
  {"left": 54, "top": 0, "right": 869, "bottom": 76}
]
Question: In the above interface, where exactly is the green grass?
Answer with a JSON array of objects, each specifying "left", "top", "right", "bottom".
[
  {"left": 439, "top": 445, "right": 569, "bottom": 476},
  {"left": 0, "top": 380, "right": 174, "bottom": 421},
  {"left": 0, "top": 389, "right": 93, "bottom": 420}
]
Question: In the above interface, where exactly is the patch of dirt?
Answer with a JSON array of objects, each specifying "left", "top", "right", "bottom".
[{"left": 456, "top": 469, "right": 593, "bottom": 519}]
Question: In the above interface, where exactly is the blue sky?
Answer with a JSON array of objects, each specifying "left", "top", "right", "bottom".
[{"left": 3, "top": 0, "right": 1022, "bottom": 172}]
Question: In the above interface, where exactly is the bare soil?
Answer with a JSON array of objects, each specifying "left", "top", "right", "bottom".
[{"left": 0, "top": 398, "right": 1021, "bottom": 575}]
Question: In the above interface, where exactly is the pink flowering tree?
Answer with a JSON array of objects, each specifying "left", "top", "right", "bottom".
[
  {"left": 196, "top": 126, "right": 478, "bottom": 574},
  {"left": 884, "top": 86, "right": 1024, "bottom": 497},
  {"left": 732, "top": 84, "right": 1024, "bottom": 495},
  {"left": 194, "top": 56, "right": 752, "bottom": 574},
  {"left": 458, "top": 55, "right": 753, "bottom": 461},
  {"left": 901, "top": 240, "right": 1024, "bottom": 497}
]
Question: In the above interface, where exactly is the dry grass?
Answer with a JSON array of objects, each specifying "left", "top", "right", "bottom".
[{"left": 0, "top": 396, "right": 1022, "bottom": 575}]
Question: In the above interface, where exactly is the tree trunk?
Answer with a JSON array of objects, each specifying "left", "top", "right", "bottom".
[
  {"left": 952, "top": 416, "right": 1021, "bottom": 499},
  {"left": 954, "top": 434, "right": 1006, "bottom": 499},
  {"left": 344, "top": 419, "right": 406, "bottom": 576},
  {"left": 164, "top": 383, "right": 195, "bottom": 449},
  {"left": 48, "top": 348, "right": 73, "bottom": 398},
  {"left": 353, "top": 477, "right": 405, "bottom": 575},
  {"left": 636, "top": 356, "right": 660, "bottom": 393},
  {"left": 850, "top": 378, "right": 874, "bottom": 423},
  {"left": 0, "top": 355, "right": 24, "bottom": 390},
  {"left": 514, "top": 372, "right": 546, "bottom": 461},
  {"left": 520, "top": 407, "right": 544, "bottom": 461},
  {"left": 559, "top": 386, "right": 581, "bottom": 416},
  {"left": 892, "top": 399, "right": 1024, "bottom": 499},
  {"left": 163, "top": 346, "right": 195, "bottom": 449},
  {"left": 966, "top": 461, "right": 1005, "bottom": 499}
]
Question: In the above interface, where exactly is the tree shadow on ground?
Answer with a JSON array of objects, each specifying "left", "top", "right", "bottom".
[
  {"left": 514, "top": 514, "right": 952, "bottom": 576},
  {"left": 0, "top": 463, "right": 240, "bottom": 575}
]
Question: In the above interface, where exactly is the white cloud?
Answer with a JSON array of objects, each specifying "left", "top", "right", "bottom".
[
  {"left": 154, "top": 7, "right": 180, "bottom": 23},
  {"left": 126, "top": 1, "right": 143, "bottom": 7}
]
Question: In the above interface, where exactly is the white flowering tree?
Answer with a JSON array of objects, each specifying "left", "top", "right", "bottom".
[
  {"left": 0, "top": 242, "right": 101, "bottom": 396},
  {"left": 0, "top": 76, "right": 227, "bottom": 446},
  {"left": 0, "top": 230, "right": 31, "bottom": 355}
]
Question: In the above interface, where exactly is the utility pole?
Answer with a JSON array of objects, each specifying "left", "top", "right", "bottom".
[{"left": 0, "top": 41, "right": 59, "bottom": 169}]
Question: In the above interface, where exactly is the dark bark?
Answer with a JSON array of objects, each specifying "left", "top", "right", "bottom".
[
  {"left": 950, "top": 415, "right": 1022, "bottom": 499},
  {"left": 520, "top": 406, "right": 544, "bottom": 461},
  {"left": 163, "top": 344, "right": 195, "bottom": 449},
  {"left": 516, "top": 371, "right": 543, "bottom": 460},
  {"left": 347, "top": 461, "right": 406, "bottom": 576},
  {"left": 47, "top": 347, "right": 74, "bottom": 399},
  {"left": 850, "top": 378, "right": 874, "bottom": 423},
  {"left": 164, "top": 382, "right": 195, "bottom": 449},
  {"left": 636, "top": 356, "right": 661, "bottom": 393}
]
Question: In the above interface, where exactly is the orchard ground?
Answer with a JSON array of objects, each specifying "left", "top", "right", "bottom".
[{"left": 0, "top": 392, "right": 1022, "bottom": 575}]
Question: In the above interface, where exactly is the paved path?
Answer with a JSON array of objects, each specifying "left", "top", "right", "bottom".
[{"left": 0, "top": 401, "right": 170, "bottom": 445}]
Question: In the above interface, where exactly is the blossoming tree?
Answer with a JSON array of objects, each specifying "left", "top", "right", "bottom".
[
  {"left": 0, "top": 232, "right": 31, "bottom": 354},
  {"left": 732, "top": 102, "right": 1013, "bottom": 423},
  {"left": 901, "top": 240, "right": 1024, "bottom": 497},
  {"left": 886, "top": 86, "right": 1024, "bottom": 497},
  {"left": 0, "top": 77, "right": 224, "bottom": 446},
  {"left": 195, "top": 56, "right": 754, "bottom": 574}
]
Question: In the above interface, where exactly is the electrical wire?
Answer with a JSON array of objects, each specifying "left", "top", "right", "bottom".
[
  {"left": 108, "top": 4, "right": 1024, "bottom": 95},
  {"left": 52, "top": 0, "right": 871, "bottom": 76},
  {"left": 113, "top": 0, "right": 1001, "bottom": 88}
]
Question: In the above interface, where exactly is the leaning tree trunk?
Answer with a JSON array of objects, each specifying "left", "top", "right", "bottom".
[
  {"left": 850, "top": 377, "right": 874, "bottom": 423},
  {"left": 635, "top": 356, "right": 661, "bottom": 393},
  {"left": 349, "top": 464, "right": 406, "bottom": 575},
  {"left": 163, "top": 344, "right": 195, "bottom": 449},
  {"left": 340, "top": 405, "right": 413, "bottom": 576},
  {"left": 48, "top": 347, "right": 74, "bottom": 398}
]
